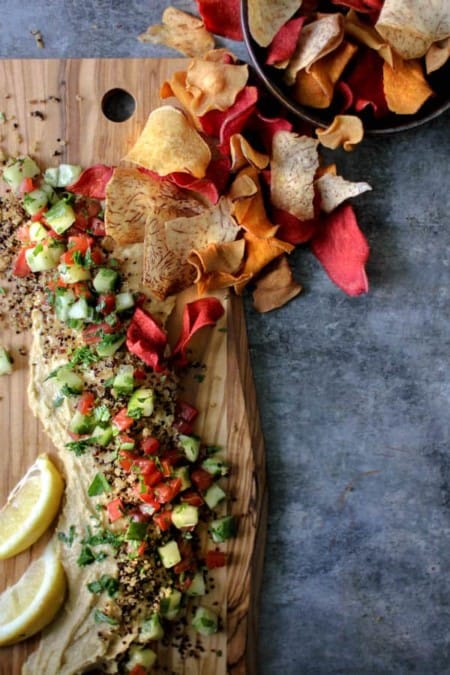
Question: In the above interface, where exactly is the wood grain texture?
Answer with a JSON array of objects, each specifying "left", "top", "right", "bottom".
[{"left": 0, "top": 59, "right": 266, "bottom": 674}]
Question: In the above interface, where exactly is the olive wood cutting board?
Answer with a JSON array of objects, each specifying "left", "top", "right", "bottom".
[{"left": 0, "top": 58, "right": 267, "bottom": 675}]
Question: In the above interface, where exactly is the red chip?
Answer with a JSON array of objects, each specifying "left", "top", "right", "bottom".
[
  {"left": 66, "top": 164, "right": 114, "bottom": 199},
  {"left": 250, "top": 111, "right": 293, "bottom": 154},
  {"left": 199, "top": 86, "right": 259, "bottom": 154},
  {"left": 172, "top": 297, "right": 225, "bottom": 367},
  {"left": 266, "top": 16, "right": 306, "bottom": 66},
  {"left": 126, "top": 307, "right": 168, "bottom": 371},
  {"left": 330, "top": 0, "right": 382, "bottom": 15},
  {"left": 196, "top": 0, "right": 243, "bottom": 41},
  {"left": 310, "top": 204, "right": 369, "bottom": 296},
  {"left": 342, "top": 48, "right": 389, "bottom": 118},
  {"left": 273, "top": 207, "right": 320, "bottom": 245}
]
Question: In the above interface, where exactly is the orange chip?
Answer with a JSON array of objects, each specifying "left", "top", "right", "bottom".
[
  {"left": 383, "top": 53, "right": 434, "bottom": 114},
  {"left": 344, "top": 9, "right": 393, "bottom": 65},
  {"left": 234, "top": 232, "right": 295, "bottom": 294},
  {"left": 138, "top": 7, "right": 215, "bottom": 57},
  {"left": 252, "top": 255, "right": 302, "bottom": 312},
  {"left": 185, "top": 59, "right": 249, "bottom": 116},
  {"left": 229, "top": 133, "right": 269, "bottom": 172},
  {"left": 316, "top": 115, "right": 364, "bottom": 152},
  {"left": 293, "top": 40, "right": 358, "bottom": 109},
  {"left": 248, "top": 0, "right": 303, "bottom": 47},
  {"left": 160, "top": 70, "right": 201, "bottom": 127},
  {"left": 124, "top": 105, "right": 211, "bottom": 179},
  {"left": 229, "top": 166, "right": 278, "bottom": 238},
  {"left": 188, "top": 239, "right": 249, "bottom": 294}
]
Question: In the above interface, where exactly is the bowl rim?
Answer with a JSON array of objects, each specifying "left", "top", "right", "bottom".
[{"left": 240, "top": 0, "right": 450, "bottom": 135}]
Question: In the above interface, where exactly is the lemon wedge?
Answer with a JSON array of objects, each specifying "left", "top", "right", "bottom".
[
  {"left": 0, "top": 543, "right": 66, "bottom": 646},
  {"left": 0, "top": 454, "right": 64, "bottom": 559}
]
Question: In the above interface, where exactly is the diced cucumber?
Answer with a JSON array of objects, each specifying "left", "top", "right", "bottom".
[
  {"left": 3, "top": 156, "right": 40, "bottom": 191},
  {"left": 185, "top": 571, "right": 206, "bottom": 597},
  {"left": 125, "top": 645, "right": 157, "bottom": 671},
  {"left": 40, "top": 181, "right": 58, "bottom": 204},
  {"left": 67, "top": 297, "right": 93, "bottom": 321},
  {"left": 127, "top": 387, "right": 154, "bottom": 418},
  {"left": 201, "top": 456, "right": 230, "bottom": 477},
  {"left": 209, "top": 515, "right": 237, "bottom": 543},
  {"left": 139, "top": 613, "right": 164, "bottom": 641},
  {"left": 95, "top": 334, "right": 126, "bottom": 358},
  {"left": 90, "top": 424, "right": 114, "bottom": 447},
  {"left": 25, "top": 241, "right": 65, "bottom": 272},
  {"left": 93, "top": 268, "right": 119, "bottom": 294},
  {"left": 115, "top": 291, "right": 135, "bottom": 313},
  {"left": 44, "top": 164, "right": 82, "bottom": 188},
  {"left": 171, "top": 503, "right": 199, "bottom": 529},
  {"left": 204, "top": 483, "right": 226, "bottom": 510},
  {"left": 158, "top": 540, "right": 181, "bottom": 569},
  {"left": 55, "top": 366, "right": 84, "bottom": 394},
  {"left": 0, "top": 347, "right": 13, "bottom": 375},
  {"left": 23, "top": 188, "right": 48, "bottom": 216},
  {"left": 58, "top": 263, "right": 91, "bottom": 284},
  {"left": 159, "top": 587, "right": 182, "bottom": 620},
  {"left": 112, "top": 364, "right": 135, "bottom": 395},
  {"left": 172, "top": 466, "right": 191, "bottom": 491},
  {"left": 28, "top": 221, "right": 49, "bottom": 242},
  {"left": 55, "top": 289, "right": 76, "bottom": 322},
  {"left": 118, "top": 435, "right": 135, "bottom": 450},
  {"left": 191, "top": 606, "right": 219, "bottom": 636},
  {"left": 178, "top": 434, "right": 200, "bottom": 462},
  {"left": 45, "top": 199, "right": 76, "bottom": 234},
  {"left": 69, "top": 409, "right": 96, "bottom": 435}
]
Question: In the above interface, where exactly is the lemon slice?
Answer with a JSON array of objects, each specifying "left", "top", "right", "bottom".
[
  {"left": 0, "top": 454, "right": 64, "bottom": 559},
  {"left": 0, "top": 543, "right": 66, "bottom": 646}
]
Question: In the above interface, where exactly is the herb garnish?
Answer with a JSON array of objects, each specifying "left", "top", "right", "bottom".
[
  {"left": 87, "top": 574, "right": 119, "bottom": 597},
  {"left": 87, "top": 472, "right": 111, "bottom": 497},
  {"left": 58, "top": 525, "right": 76, "bottom": 546}
]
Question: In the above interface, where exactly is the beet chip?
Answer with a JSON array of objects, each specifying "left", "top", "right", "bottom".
[
  {"left": 126, "top": 307, "right": 168, "bottom": 371},
  {"left": 196, "top": 0, "right": 243, "bottom": 41},
  {"left": 67, "top": 164, "right": 114, "bottom": 199},
  {"left": 343, "top": 48, "right": 389, "bottom": 118},
  {"left": 250, "top": 112, "right": 293, "bottom": 154},
  {"left": 310, "top": 204, "right": 369, "bottom": 296},
  {"left": 172, "top": 297, "right": 225, "bottom": 366},
  {"left": 330, "top": 0, "right": 382, "bottom": 15},
  {"left": 199, "top": 86, "right": 259, "bottom": 153},
  {"left": 266, "top": 16, "right": 306, "bottom": 65},
  {"left": 272, "top": 207, "right": 320, "bottom": 244}
]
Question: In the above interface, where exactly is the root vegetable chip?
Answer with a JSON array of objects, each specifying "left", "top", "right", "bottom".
[
  {"left": 248, "top": 0, "right": 303, "bottom": 47},
  {"left": 342, "top": 47, "right": 389, "bottom": 117},
  {"left": 375, "top": 0, "right": 450, "bottom": 60},
  {"left": 199, "top": 86, "right": 259, "bottom": 153},
  {"left": 230, "top": 166, "right": 278, "bottom": 238},
  {"left": 426, "top": 37, "right": 450, "bottom": 74},
  {"left": 190, "top": 239, "right": 246, "bottom": 279},
  {"left": 252, "top": 255, "right": 302, "bottom": 312},
  {"left": 126, "top": 307, "right": 168, "bottom": 371},
  {"left": 284, "top": 13, "right": 345, "bottom": 85},
  {"left": 67, "top": 164, "right": 114, "bottom": 199},
  {"left": 272, "top": 207, "right": 319, "bottom": 244},
  {"left": 138, "top": 7, "right": 215, "bottom": 57},
  {"left": 266, "top": 16, "right": 306, "bottom": 66},
  {"left": 316, "top": 115, "right": 364, "bottom": 151},
  {"left": 172, "top": 297, "right": 225, "bottom": 366},
  {"left": 124, "top": 106, "right": 211, "bottom": 179},
  {"left": 229, "top": 134, "right": 269, "bottom": 172},
  {"left": 235, "top": 232, "right": 295, "bottom": 294},
  {"left": 383, "top": 53, "right": 434, "bottom": 114},
  {"left": 270, "top": 131, "right": 319, "bottom": 221},
  {"left": 185, "top": 59, "right": 249, "bottom": 116},
  {"left": 310, "top": 204, "right": 369, "bottom": 296},
  {"left": 331, "top": 0, "right": 383, "bottom": 13},
  {"left": 251, "top": 112, "right": 294, "bottom": 153},
  {"left": 104, "top": 167, "right": 156, "bottom": 245},
  {"left": 344, "top": 9, "right": 393, "bottom": 65},
  {"left": 315, "top": 173, "right": 372, "bottom": 213},
  {"left": 196, "top": 0, "right": 243, "bottom": 41}
]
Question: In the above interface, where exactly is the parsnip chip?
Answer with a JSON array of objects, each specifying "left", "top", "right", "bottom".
[
  {"left": 375, "top": 0, "right": 450, "bottom": 59},
  {"left": 315, "top": 173, "right": 372, "bottom": 213},
  {"left": 426, "top": 37, "right": 450, "bottom": 74},
  {"left": 235, "top": 232, "right": 295, "bottom": 294},
  {"left": 138, "top": 7, "right": 215, "bottom": 57},
  {"left": 293, "top": 40, "right": 358, "bottom": 108},
  {"left": 229, "top": 133, "right": 270, "bottom": 172},
  {"left": 185, "top": 59, "right": 249, "bottom": 116},
  {"left": 124, "top": 106, "right": 211, "bottom": 179},
  {"left": 248, "top": 0, "right": 303, "bottom": 47},
  {"left": 344, "top": 9, "right": 393, "bottom": 65},
  {"left": 252, "top": 255, "right": 302, "bottom": 312},
  {"left": 284, "top": 14, "right": 345, "bottom": 85},
  {"left": 316, "top": 115, "right": 364, "bottom": 151},
  {"left": 270, "top": 132, "right": 319, "bottom": 220},
  {"left": 383, "top": 53, "right": 434, "bottom": 114},
  {"left": 230, "top": 166, "right": 278, "bottom": 238}
]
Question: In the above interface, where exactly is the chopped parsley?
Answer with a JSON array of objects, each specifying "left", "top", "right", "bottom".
[
  {"left": 87, "top": 472, "right": 111, "bottom": 497},
  {"left": 93, "top": 609, "right": 119, "bottom": 625},
  {"left": 58, "top": 525, "right": 76, "bottom": 547},
  {"left": 77, "top": 545, "right": 107, "bottom": 566},
  {"left": 69, "top": 345, "right": 101, "bottom": 367},
  {"left": 87, "top": 574, "right": 119, "bottom": 597},
  {"left": 65, "top": 438, "right": 93, "bottom": 456}
]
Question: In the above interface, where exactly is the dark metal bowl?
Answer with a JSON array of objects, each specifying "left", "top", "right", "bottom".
[{"left": 240, "top": 0, "right": 450, "bottom": 134}]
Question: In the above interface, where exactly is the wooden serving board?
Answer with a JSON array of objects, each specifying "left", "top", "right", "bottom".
[{"left": 0, "top": 59, "right": 267, "bottom": 675}]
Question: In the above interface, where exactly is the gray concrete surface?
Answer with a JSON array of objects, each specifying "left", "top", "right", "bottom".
[{"left": 1, "top": 2, "right": 449, "bottom": 673}]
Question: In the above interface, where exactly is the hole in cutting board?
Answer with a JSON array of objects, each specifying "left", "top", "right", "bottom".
[{"left": 101, "top": 88, "right": 136, "bottom": 122}]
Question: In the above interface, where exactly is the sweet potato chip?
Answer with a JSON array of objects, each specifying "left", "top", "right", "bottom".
[
  {"left": 293, "top": 40, "right": 358, "bottom": 108},
  {"left": 315, "top": 173, "right": 371, "bottom": 213},
  {"left": 230, "top": 166, "right": 278, "bottom": 238},
  {"left": 344, "top": 9, "right": 393, "bottom": 65},
  {"left": 270, "top": 131, "right": 319, "bottom": 220},
  {"left": 426, "top": 37, "right": 450, "bottom": 74},
  {"left": 383, "top": 53, "right": 434, "bottom": 114},
  {"left": 252, "top": 255, "right": 302, "bottom": 312},
  {"left": 248, "top": 0, "right": 303, "bottom": 47},
  {"left": 196, "top": 0, "right": 243, "bottom": 41},
  {"left": 190, "top": 239, "right": 245, "bottom": 277},
  {"left": 185, "top": 59, "right": 249, "bottom": 116},
  {"left": 124, "top": 106, "right": 211, "bottom": 179},
  {"left": 266, "top": 16, "right": 306, "bottom": 66},
  {"left": 316, "top": 115, "right": 364, "bottom": 151},
  {"left": 229, "top": 133, "right": 269, "bottom": 172},
  {"left": 375, "top": 0, "right": 450, "bottom": 59},
  {"left": 284, "top": 13, "right": 345, "bottom": 85},
  {"left": 235, "top": 232, "right": 295, "bottom": 294},
  {"left": 138, "top": 7, "right": 215, "bottom": 57}
]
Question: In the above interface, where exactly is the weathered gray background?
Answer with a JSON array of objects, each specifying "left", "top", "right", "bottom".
[{"left": 1, "top": 1, "right": 449, "bottom": 673}]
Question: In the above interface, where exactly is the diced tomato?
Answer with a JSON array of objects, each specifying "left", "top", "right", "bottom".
[
  {"left": 153, "top": 478, "right": 182, "bottom": 504},
  {"left": 16, "top": 224, "right": 31, "bottom": 242},
  {"left": 30, "top": 206, "right": 48, "bottom": 223},
  {"left": 153, "top": 510, "right": 172, "bottom": 532},
  {"left": 205, "top": 550, "right": 227, "bottom": 569},
  {"left": 137, "top": 541, "right": 147, "bottom": 557},
  {"left": 68, "top": 234, "right": 94, "bottom": 253},
  {"left": 174, "top": 558, "right": 195, "bottom": 575},
  {"left": 134, "top": 486, "right": 161, "bottom": 511},
  {"left": 12, "top": 247, "right": 32, "bottom": 277},
  {"left": 118, "top": 449, "right": 137, "bottom": 471},
  {"left": 73, "top": 281, "right": 93, "bottom": 300},
  {"left": 106, "top": 497, "right": 124, "bottom": 522},
  {"left": 81, "top": 320, "right": 121, "bottom": 345},
  {"left": 160, "top": 449, "right": 182, "bottom": 466},
  {"left": 142, "top": 469, "right": 164, "bottom": 488},
  {"left": 88, "top": 216, "right": 106, "bottom": 237},
  {"left": 129, "top": 665, "right": 147, "bottom": 675},
  {"left": 160, "top": 459, "right": 173, "bottom": 478},
  {"left": 67, "top": 430, "right": 83, "bottom": 441},
  {"left": 77, "top": 391, "right": 96, "bottom": 415},
  {"left": 46, "top": 227, "right": 65, "bottom": 240},
  {"left": 113, "top": 407, "right": 134, "bottom": 432},
  {"left": 97, "top": 293, "right": 116, "bottom": 315},
  {"left": 190, "top": 468, "right": 214, "bottom": 491},
  {"left": 89, "top": 247, "right": 104, "bottom": 265},
  {"left": 133, "top": 368, "right": 147, "bottom": 381},
  {"left": 172, "top": 419, "right": 194, "bottom": 434},
  {"left": 176, "top": 400, "right": 199, "bottom": 423},
  {"left": 59, "top": 250, "right": 78, "bottom": 266},
  {"left": 141, "top": 435, "right": 160, "bottom": 454},
  {"left": 19, "top": 177, "right": 35, "bottom": 195},
  {"left": 180, "top": 490, "right": 204, "bottom": 507},
  {"left": 118, "top": 434, "right": 135, "bottom": 451}
]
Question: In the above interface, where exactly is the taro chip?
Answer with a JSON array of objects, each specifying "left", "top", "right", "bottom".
[
  {"left": 196, "top": 0, "right": 243, "bottom": 41},
  {"left": 138, "top": 7, "right": 215, "bottom": 57},
  {"left": 315, "top": 173, "right": 371, "bottom": 213},
  {"left": 185, "top": 59, "right": 249, "bottom": 116},
  {"left": 383, "top": 53, "right": 434, "bottom": 114},
  {"left": 316, "top": 115, "right": 364, "bottom": 151},
  {"left": 266, "top": 16, "right": 306, "bottom": 67},
  {"left": 252, "top": 255, "right": 302, "bottom": 313},
  {"left": 248, "top": 0, "right": 303, "bottom": 47},
  {"left": 229, "top": 133, "right": 269, "bottom": 172},
  {"left": 426, "top": 37, "right": 450, "bottom": 74},
  {"left": 105, "top": 166, "right": 157, "bottom": 245},
  {"left": 124, "top": 105, "right": 211, "bottom": 179},
  {"left": 230, "top": 167, "right": 278, "bottom": 238},
  {"left": 375, "top": 0, "right": 450, "bottom": 59},
  {"left": 199, "top": 86, "right": 259, "bottom": 153},
  {"left": 235, "top": 232, "right": 294, "bottom": 294},
  {"left": 344, "top": 10, "right": 393, "bottom": 65},
  {"left": 284, "top": 14, "right": 345, "bottom": 85},
  {"left": 270, "top": 131, "right": 319, "bottom": 221}
]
